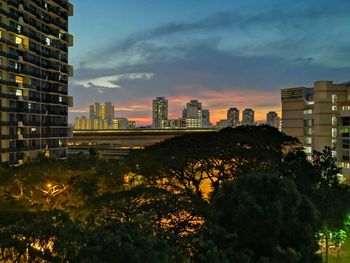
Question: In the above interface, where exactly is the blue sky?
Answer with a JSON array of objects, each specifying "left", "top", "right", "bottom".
[{"left": 68, "top": 0, "right": 350, "bottom": 124}]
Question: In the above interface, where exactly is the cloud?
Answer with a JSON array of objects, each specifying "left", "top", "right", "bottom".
[
  {"left": 74, "top": 73, "right": 154, "bottom": 89},
  {"left": 69, "top": 0, "right": 350, "bottom": 125},
  {"left": 84, "top": 0, "right": 350, "bottom": 68}
]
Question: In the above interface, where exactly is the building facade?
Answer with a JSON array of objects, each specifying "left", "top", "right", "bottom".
[
  {"left": 0, "top": 0, "right": 74, "bottom": 164},
  {"left": 152, "top": 97, "right": 168, "bottom": 128},
  {"left": 242, "top": 108, "right": 255, "bottom": 125},
  {"left": 227, "top": 107, "right": 239, "bottom": 127},
  {"left": 266, "top": 111, "right": 280, "bottom": 129},
  {"left": 281, "top": 80, "right": 350, "bottom": 177}
]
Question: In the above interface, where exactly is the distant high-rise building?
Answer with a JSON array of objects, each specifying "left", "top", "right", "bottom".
[
  {"left": 266, "top": 111, "right": 279, "bottom": 128},
  {"left": 90, "top": 103, "right": 103, "bottom": 119},
  {"left": 0, "top": 0, "right": 74, "bottom": 164},
  {"left": 183, "top": 100, "right": 202, "bottom": 119},
  {"left": 202, "top": 109, "right": 211, "bottom": 128},
  {"left": 152, "top": 97, "right": 168, "bottom": 128},
  {"left": 227, "top": 108, "right": 240, "bottom": 126},
  {"left": 242, "top": 109, "right": 255, "bottom": 125},
  {"left": 104, "top": 102, "right": 115, "bottom": 125},
  {"left": 182, "top": 100, "right": 210, "bottom": 128},
  {"left": 112, "top": 118, "right": 128, "bottom": 129}
]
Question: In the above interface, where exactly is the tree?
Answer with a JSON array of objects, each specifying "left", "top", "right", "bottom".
[
  {"left": 312, "top": 147, "right": 350, "bottom": 263},
  {"left": 202, "top": 173, "right": 321, "bottom": 263},
  {"left": 127, "top": 125, "right": 298, "bottom": 201}
]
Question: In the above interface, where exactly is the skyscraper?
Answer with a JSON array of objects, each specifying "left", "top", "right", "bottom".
[
  {"left": 0, "top": 1, "right": 74, "bottom": 164},
  {"left": 202, "top": 109, "right": 211, "bottom": 128},
  {"left": 242, "top": 109, "right": 255, "bottom": 125},
  {"left": 266, "top": 111, "right": 279, "bottom": 128},
  {"left": 227, "top": 108, "right": 240, "bottom": 126},
  {"left": 152, "top": 97, "right": 168, "bottom": 128},
  {"left": 89, "top": 102, "right": 102, "bottom": 119},
  {"left": 104, "top": 102, "right": 115, "bottom": 125}
]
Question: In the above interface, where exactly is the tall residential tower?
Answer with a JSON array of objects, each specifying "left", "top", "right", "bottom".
[
  {"left": 152, "top": 97, "right": 168, "bottom": 128},
  {"left": 227, "top": 107, "right": 239, "bottom": 127},
  {"left": 0, "top": 0, "right": 74, "bottom": 164},
  {"left": 242, "top": 109, "right": 255, "bottom": 125}
]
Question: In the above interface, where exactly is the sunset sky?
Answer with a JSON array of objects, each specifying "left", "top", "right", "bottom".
[{"left": 68, "top": 0, "right": 350, "bottom": 125}]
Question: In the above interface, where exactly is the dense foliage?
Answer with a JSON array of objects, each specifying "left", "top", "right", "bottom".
[{"left": 0, "top": 125, "right": 349, "bottom": 262}]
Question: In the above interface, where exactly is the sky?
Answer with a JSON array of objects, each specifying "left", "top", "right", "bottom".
[{"left": 68, "top": 0, "right": 350, "bottom": 125}]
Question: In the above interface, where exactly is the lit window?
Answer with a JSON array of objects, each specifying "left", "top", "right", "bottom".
[
  {"left": 28, "top": 103, "right": 31, "bottom": 109},
  {"left": 304, "top": 136, "right": 312, "bottom": 145},
  {"left": 59, "top": 96, "right": 62, "bottom": 102},
  {"left": 332, "top": 105, "right": 337, "bottom": 111},
  {"left": 304, "top": 146, "right": 312, "bottom": 154},
  {"left": 332, "top": 94, "right": 337, "bottom": 104},
  {"left": 16, "top": 25, "right": 22, "bottom": 33},
  {"left": 15, "top": 76, "right": 23, "bottom": 84},
  {"left": 15, "top": 36, "right": 23, "bottom": 45},
  {"left": 332, "top": 128, "right": 337, "bottom": 138},
  {"left": 304, "top": 109, "right": 313, "bottom": 115},
  {"left": 45, "top": 37, "right": 51, "bottom": 46},
  {"left": 15, "top": 89, "right": 23, "bottom": 96},
  {"left": 332, "top": 117, "right": 337, "bottom": 126},
  {"left": 332, "top": 151, "right": 337, "bottom": 157}
]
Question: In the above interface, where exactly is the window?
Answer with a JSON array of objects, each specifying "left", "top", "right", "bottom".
[
  {"left": 15, "top": 36, "right": 23, "bottom": 45},
  {"left": 16, "top": 25, "right": 22, "bottom": 34},
  {"left": 304, "top": 109, "right": 313, "bottom": 115},
  {"left": 332, "top": 139, "right": 337, "bottom": 149},
  {"left": 304, "top": 146, "right": 312, "bottom": 154},
  {"left": 332, "top": 94, "right": 337, "bottom": 104},
  {"left": 15, "top": 89, "right": 22, "bottom": 96},
  {"left": 45, "top": 37, "right": 51, "bottom": 46},
  {"left": 332, "top": 105, "right": 337, "bottom": 111},
  {"left": 332, "top": 128, "right": 337, "bottom": 138},
  {"left": 332, "top": 116, "right": 337, "bottom": 126},
  {"left": 304, "top": 136, "right": 312, "bottom": 145},
  {"left": 59, "top": 96, "right": 62, "bottom": 102},
  {"left": 15, "top": 76, "right": 23, "bottom": 84}
]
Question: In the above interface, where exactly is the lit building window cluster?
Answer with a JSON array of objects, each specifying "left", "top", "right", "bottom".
[
  {"left": 74, "top": 102, "right": 136, "bottom": 130},
  {"left": 0, "top": 0, "right": 74, "bottom": 164}
]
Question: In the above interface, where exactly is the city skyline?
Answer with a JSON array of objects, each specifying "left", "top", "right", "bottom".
[{"left": 68, "top": 0, "right": 350, "bottom": 125}]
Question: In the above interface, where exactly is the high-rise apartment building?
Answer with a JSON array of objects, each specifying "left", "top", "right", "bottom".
[
  {"left": 242, "top": 109, "right": 255, "bottom": 125},
  {"left": 182, "top": 100, "right": 210, "bottom": 128},
  {"left": 266, "top": 111, "right": 279, "bottom": 129},
  {"left": 89, "top": 102, "right": 102, "bottom": 119},
  {"left": 152, "top": 97, "right": 168, "bottom": 128},
  {"left": 104, "top": 102, "right": 114, "bottom": 125},
  {"left": 201, "top": 109, "right": 211, "bottom": 128},
  {"left": 281, "top": 80, "right": 350, "bottom": 177},
  {"left": 0, "top": 0, "right": 74, "bottom": 164},
  {"left": 227, "top": 108, "right": 240, "bottom": 126}
]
